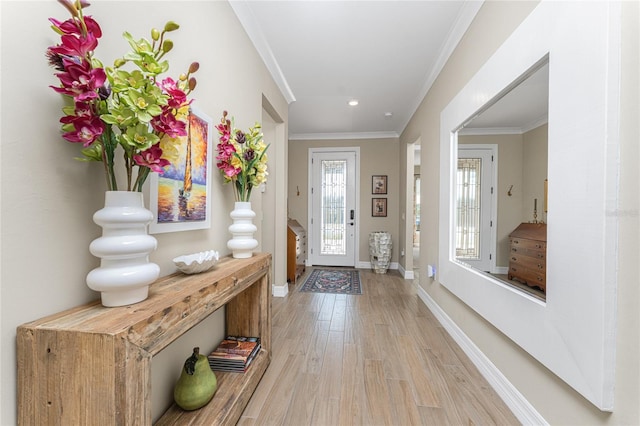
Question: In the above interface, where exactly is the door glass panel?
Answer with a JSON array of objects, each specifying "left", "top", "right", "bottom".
[
  {"left": 320, "top": 160, "right": 346, "bottom": 255},
  {"left": 456, "top": 158, "right": 481, "bottom": 259}
]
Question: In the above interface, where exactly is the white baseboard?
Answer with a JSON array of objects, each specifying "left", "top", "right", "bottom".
[
  {"left": 398, "top": 264, "right": 415, "bottom": 279},
  {"left": 494, "top": 266, "right": 509, "bottom": 274},
  {"left": 415, "top": 285, "right": 548, "bottom": 426},
  {"left": 272, "top": 283, "right": 288, "bottom": 298},
  {"left": 357, "top": 261, "right": 399, "bottom": 271}
]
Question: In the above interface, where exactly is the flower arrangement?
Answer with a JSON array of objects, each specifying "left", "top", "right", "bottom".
[
  {"left": 215, "top": 111, "right": 269, "bottom": 202},
  {"left": 46, "top": 0, "right": 199, "bottom": 192}
]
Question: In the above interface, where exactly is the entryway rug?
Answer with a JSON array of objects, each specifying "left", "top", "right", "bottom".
[{"left": 300, "top": 269, "right": 362, "bottom": 295}]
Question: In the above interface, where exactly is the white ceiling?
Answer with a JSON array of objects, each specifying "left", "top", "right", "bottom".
[
  {"left": 232, "top": 1, "right": 548, "bottom": 140},
  {"left": 231, "top": 1, "right": 483, "bottom": 140},
  {"left": 461, "top": 62, "right": 549, "bottom": 135}
]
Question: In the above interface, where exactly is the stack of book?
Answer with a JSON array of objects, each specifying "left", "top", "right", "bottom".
[{"left": 208, "top": 336, "right": 261, "bottom": 373}]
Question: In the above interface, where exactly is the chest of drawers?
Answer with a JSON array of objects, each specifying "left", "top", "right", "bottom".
[
  {"left": 508, "top": 223, "right": 547, "bottom": 292},
  {"left": 287, "top": 219, "right": 306, "bottom": 284}
]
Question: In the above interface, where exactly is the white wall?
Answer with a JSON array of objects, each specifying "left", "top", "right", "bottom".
[{"left": 0, "top": 1, "right": 288, "bottom": 423}]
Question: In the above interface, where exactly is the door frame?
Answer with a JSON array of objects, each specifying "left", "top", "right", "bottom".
[
  {"left": 457, "top": 144, "right": 497, "bottom": 273},
  {"left": 307, "top": 147, "right": 360, "bottom": 267}
]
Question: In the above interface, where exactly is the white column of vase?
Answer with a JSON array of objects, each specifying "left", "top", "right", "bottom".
[
  {"left": 86, "top": 191, "right": 160, "bottom": 307},
  {"left": 227, "top": 201, "right": 259, "bottom": 259}
]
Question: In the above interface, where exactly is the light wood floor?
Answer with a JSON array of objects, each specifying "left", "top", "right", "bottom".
[{"left": 238, "top": 268, "right": 520, "bottom": 425}]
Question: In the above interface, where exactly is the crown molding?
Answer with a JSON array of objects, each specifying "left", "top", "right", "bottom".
[
  {"left": 230, "top": 1, "right": 296, "bottom": 104},
  {"left": 399, "top": 0, "right": 484, "bottom": 134},
  {"left": 520, "top": 114, "right": 548, "bottom": 133},
  {"left": 289, "top": 131, "right": 400, "bottom": 141},
  {"left": 459, "top": 114, "right": 548, "bottom": 136},
  {"left": 458, "top": 127, "right": 523, "bottom": 136}
]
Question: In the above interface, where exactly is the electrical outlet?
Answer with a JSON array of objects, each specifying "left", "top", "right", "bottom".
[{"left": 427, "top": 265, "right": 436, "bottom": 278}]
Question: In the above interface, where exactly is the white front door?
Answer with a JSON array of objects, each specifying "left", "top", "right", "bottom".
[
  {"left": 456, "top": 146, "right": 496, "bottom": 272},
  {"left": 309, "top": 148, "right": 359, "bottom": 267}
]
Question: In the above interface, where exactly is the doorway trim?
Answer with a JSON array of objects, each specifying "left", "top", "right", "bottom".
[
  {"left": 457, "top": 144, "right": 497, "bottom": 273},
  {"left": 307, "top": 147, "right": 360, "bottom": 267},
  {"left": 402, "top": 140, "right": 420, "bottom": 279}
]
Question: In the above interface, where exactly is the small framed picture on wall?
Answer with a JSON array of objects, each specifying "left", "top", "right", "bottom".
[
  {"left": 372, "top": 198, "right": 387, "bottom": 217},
  {"left": 372, "top": 175, "right": 387, "bottom": 194}
]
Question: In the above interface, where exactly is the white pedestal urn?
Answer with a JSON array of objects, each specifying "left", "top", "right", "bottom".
[
  {"left": 227, "top": 201, "right": 258, "bottom": 259},
  {"left": 86, "top": 191, "right": 160, "bottom": 307}
]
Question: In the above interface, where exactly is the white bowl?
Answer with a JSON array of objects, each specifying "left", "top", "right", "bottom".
[{"left": 173, "top": 250, "right": 219, "bottom": 274}]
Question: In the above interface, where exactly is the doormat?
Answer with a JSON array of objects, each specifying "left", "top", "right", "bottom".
[{"left": 300, "top": 269, "right": 362, "bottom": 295}]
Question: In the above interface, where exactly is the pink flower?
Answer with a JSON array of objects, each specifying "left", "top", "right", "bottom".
[
  {"left": 151, "top": 107, "right": 187, "bottom": 138},
  {"left": 160, "top": 77, "right": 187, "bottom": 109},
  {"left": 215, "top": 111, "right": 232, "bottom": 143},
  {"left": 215, "top": 142, "right": 236, "bottom": 163},
  {"left": 61, "top": 114, "right": 105, "bottom": 147},
  {"left": 60, "top": 101, "right": 94, "bottom": 122},
  {"left": 133, "top": 144, "right": 170, "bottom": 173},
  {"left": 49, "top": 32, "right": 99, "bottom": 58},
  {"left": 215, "top": 121, "right": 231, "bottom": 143},
  {"left": 51, "top": 58, "right": 106, "bottom": 101},
  {"left": 217, "top": 162, "right": 241, "bottom": 178},
  {"left": 49, "top": 16, "right": 102, "bottom": 38}
]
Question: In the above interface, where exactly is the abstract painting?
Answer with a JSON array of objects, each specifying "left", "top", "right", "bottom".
[{"left": 149, "top": 106, "right": 212, "bottom": 233}]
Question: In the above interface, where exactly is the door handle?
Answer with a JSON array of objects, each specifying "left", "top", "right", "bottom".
[{"left": 350, "top": 209, "right": 355, "bottom": 220}]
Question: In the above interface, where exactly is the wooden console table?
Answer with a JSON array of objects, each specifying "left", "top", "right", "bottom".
[{"left": 17, "top": 253, "right": 271, "bottom": 425}]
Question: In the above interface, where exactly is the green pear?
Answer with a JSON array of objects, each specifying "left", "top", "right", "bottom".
[{"left": 174, "top": 347, "right": 218, "bottom": 411}]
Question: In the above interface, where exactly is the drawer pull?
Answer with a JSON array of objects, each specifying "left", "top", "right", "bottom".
[
  {"left": 538, "top": 264, "right": 543, "bottom": 269},
  {"left": 511, "top": 257, "right": 517, "bottom": 261},
  {"left": 511, "top": 247, "right": 517, "bottom": 252}
]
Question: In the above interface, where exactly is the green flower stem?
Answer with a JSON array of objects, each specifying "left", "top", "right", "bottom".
[
  {"left": 124, "top": 151, "right": 133, "bottom": 191},
  {"left": 100, "top": 141, "right": 112, "bottom": 190},
  {"left": 134, "top": 167, "right": 150, "bottom": 192},
  {"left": 100, "top": 127, "right": 117, "bottom": 191}
]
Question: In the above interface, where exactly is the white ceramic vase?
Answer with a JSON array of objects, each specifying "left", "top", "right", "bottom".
[
  {"left": 86, "top": 191, "right": 160, "bottom": 307},
  {"left": 227, "top": 201, "right": 258, "bottom": 259}
]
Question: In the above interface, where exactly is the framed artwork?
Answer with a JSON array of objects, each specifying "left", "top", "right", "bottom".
[
  {"left": 372, "top": 198, "right": 387, "bottom": 217},
  {"left": 149, "top": 106, "right": 213, "bottom": 233},
  {"left": 372, "top": 175, "right": 388, "bottom": 194}
]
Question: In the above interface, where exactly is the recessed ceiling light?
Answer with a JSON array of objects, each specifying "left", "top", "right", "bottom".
[
  {"left": 348, "top": 99, "right": 359, "bottom": 106},
  {"left": 384, "top": 112, "right": 393, "bottom": 117}
]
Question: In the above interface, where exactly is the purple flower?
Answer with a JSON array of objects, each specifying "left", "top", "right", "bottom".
[
  {"left": 243, "top": 148, "right": 255, "bottom": 162},
  {"left": 235, "top": 130, "right": 246, "bottom": 144}
]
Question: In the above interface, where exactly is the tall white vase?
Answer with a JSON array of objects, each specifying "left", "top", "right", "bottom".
[
  {"left": 227, "top": 201, "right": 258, "bottom": 259},
  {"left": 86, "top": 191, "right": 160, "bottom": 307},
  {"left": 369, "top": 231, "right": 393, "bottom": 274}
]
